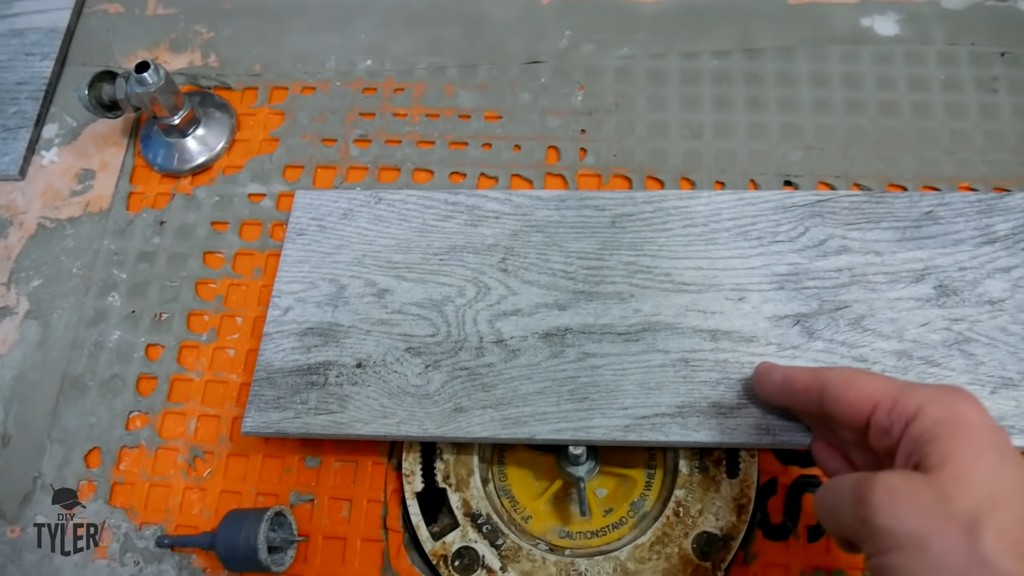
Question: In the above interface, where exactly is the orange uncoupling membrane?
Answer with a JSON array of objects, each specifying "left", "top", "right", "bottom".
[{"left": 83, "top": 81, "right": 906, "bottom": 574}]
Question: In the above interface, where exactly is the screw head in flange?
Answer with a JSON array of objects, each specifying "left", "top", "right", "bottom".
[
  {"left": 449, "top": 545, "right": 482, "bottom": 576},
  {"left": 138, "top": 90, "right": 237, "bottom": 176}
]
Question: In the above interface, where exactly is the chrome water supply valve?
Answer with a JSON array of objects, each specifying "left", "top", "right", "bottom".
[{"left": 78, "top": 60, "right": 236, "bottom": 176}]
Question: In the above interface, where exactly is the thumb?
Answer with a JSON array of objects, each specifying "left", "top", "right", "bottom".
[{"left": 815, "top": 470, "right": 939, "bottom": 556}]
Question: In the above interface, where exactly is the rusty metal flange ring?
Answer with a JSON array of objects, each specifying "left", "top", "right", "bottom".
[{"left": 403, "top": 443, "right": 756, "bottom": 576}]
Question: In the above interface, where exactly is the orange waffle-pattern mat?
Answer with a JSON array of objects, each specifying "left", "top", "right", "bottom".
[{"left": 83, "top": 83, "right": 871, "bottom": 575}]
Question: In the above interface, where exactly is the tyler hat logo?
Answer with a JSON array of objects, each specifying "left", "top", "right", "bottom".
[
  {"left": 51, "top": 485, "right": 87, "bottom": 512},
  {"left": 33, "top": 484, "right": 101, "bottom": 556}
]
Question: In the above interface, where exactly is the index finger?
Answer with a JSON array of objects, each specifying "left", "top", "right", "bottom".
[
  {"left": 753, "top": 362, "right": 916, "bottom": 432},
  {"left": 752, "top": 362, "right": 1003, "bottom": 472}
]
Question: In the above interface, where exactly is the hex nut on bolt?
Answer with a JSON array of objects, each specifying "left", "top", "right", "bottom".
[{"left": 566, "top": 445, "right": 588, "bottom": 466}]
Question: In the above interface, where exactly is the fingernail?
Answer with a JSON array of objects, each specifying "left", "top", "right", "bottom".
[{"left": 754, "top": 361, "right": 781, "bottom": 381}]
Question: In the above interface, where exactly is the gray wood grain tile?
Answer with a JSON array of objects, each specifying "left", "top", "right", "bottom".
[
  {"left": 0, "top": 0, "right": 83, "bottom": 179},
  {"left": 244, "top": 190, "right": 1024, "bottom": 447}
]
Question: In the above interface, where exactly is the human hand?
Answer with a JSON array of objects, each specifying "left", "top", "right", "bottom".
[{"left": 753, "top": 362, "right": 1024, "bottom": 576}]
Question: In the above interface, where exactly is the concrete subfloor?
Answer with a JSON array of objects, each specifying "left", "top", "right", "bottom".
[{"left": 2, "top": 0, "right": 1024, "bottom": 573}]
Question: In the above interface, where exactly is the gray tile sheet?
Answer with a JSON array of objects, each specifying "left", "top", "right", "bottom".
[
  {"left": 1, "top": 0, "right": 83, "bottom": 179},
  {"left": 244, "top": 190, "right": 1024, "bottom": 447}
]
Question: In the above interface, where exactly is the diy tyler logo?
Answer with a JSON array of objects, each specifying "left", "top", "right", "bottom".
[{"left": 33, "top": 485, "right": 101, "bottom": 556}]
